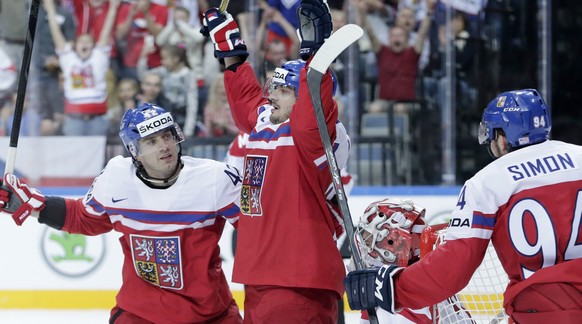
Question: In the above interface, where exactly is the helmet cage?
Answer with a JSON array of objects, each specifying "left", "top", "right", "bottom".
[{"left": 355, "top": 198, "right": 427, "bottom": 268}]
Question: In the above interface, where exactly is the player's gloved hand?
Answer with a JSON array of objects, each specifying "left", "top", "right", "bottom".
[
  {"left": 0, "top": 173, "right": 46, "bottom": 226},
  {"left": 296, "top": 0, "right": 333, "bottom": 60},
  {"left": 344, "top": 265, "right": 402, "bottom": 313},
  {"left": 200, "top": 8, "right": 248, "bottom": 65}
]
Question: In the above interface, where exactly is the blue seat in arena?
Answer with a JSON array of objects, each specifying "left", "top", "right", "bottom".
[
  {"left": 360, "top": 113, "right": 409, "bottom": 138},
  {"left": 358, "top": 112, "right": 412, "bottom": 185}
]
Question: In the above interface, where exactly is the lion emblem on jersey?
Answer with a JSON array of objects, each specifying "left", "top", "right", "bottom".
[
  {"left": 241, "top": 155, "right": 268, "bottom": 216},
  {"left": 130, "top": 234, "right": 183, "bottom": 290}
]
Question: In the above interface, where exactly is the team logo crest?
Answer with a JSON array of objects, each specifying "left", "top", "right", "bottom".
[
  {"left": 496, "top": 96, "right": 507, "bottom": 107},
  {"left": 241, "top": 155, "right": 268, "bottom": 216},
  {"left": 130, "top": 234, "right": 183, "bottom": 290}
]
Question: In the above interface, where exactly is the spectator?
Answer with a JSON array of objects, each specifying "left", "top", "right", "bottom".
[
  {"left": 165, "top": 0, "right": 204, "bottom": 28},
  {"left": 237, "top": 0, "right": 299, "bottom": 78},
  {"left": 356, "top": 0, "right": 399, "bottom": 47},
  {"left": 44, "top": 0, "right": 120, "bottom": 136},
  {"left": 0, "top": 44, "right": 16, "bottom": 103},
  {"left": 107, "top": 77, "right": 139, "bottom": 139},
  {"left": 399, "top": 0, "right": 430, "bottom": 25},
  {"left": 438, "top": 11, "right": 476, "bottom": 107},
  {"left": 155, "top": 6, "right": 205, "bottom": 83},
  {"left": 264, "top": 0, "right": 300, "bottom": 55},
  {"left": 29, "top": 0, "right": 76, "bottom": 136},
  {"left": 136, "top": 71, "right": 171, "bottom": 108},
  {"left": 389, "top": 5, "right": 431, "bottom": 70},
  {"left": 71, "top": 0, "right": 123, "bottom": 107},
  {"left": 357, "top": 0, "right": 433, "bottom": 113},
  {"left": 155, "top": 5, "right": 207, "bottom": 114},
  {"left": 264, "top": 38, "right": 291, "bottom": 68},
  {"left": 138, "top": 44, "right": 198, "bottom": 137},
  {"left": 115, "top": 0, "right": 168, "bottom": 80},
  {"left": 39, "top": 71, "right": 65, "bottom": 136},
  {"left": 0, "top": 0, "right": 28, "bottom": 73},
  {"left": 0, "top": 90, "right": 41, "bottom": 137},
  {"left": 71, "top": 0, "right": 119, "bottom": 62},
  {"left": 203, "top": 73, "right": 237, "bottom": 137}
]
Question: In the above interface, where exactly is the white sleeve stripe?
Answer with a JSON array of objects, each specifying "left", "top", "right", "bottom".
[{"left": 445, "top": 228, "right": 493, "bottom": 241}]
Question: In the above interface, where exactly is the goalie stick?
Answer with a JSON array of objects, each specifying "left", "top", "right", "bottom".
[
  {"left": 306, "top": 24, "right": 382, "bottom": 323},
  {"left": 4, "top": 0, "right": 41, "bottom": 175}
]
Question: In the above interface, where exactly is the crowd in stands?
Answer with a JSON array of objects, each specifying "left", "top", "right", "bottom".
[{"left": 0, "top": 0, "right": 480, "bottom": 158}]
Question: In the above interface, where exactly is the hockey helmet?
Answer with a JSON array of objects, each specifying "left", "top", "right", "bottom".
[
  {"left": 478, "top": 89, "right": 550, "bottom": 149},
  {"left": 355, "top": 198, "right": 427, "bottom": 268},
  {"left": 119, "top": 103, "right": 185, "bottom": 159},
  {"left": 263, "top": 59, "right": 337, "bottom": 98}
]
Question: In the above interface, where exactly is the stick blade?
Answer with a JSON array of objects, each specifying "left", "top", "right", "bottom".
[{"left": 309, "top": 24, "right": 364, "bottom": 74}]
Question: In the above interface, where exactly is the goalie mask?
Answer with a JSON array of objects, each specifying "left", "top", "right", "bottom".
[{"left": 355, "top": 198, "right": 427, "bottom": 268}]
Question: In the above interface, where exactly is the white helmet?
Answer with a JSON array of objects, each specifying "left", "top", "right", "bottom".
[{"left": 355, "top": 198, "right": 427, "bottom": 268}]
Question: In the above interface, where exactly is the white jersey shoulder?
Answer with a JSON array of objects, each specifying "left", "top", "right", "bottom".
[
  {"left": 447, "top": 140, "right": 582, "bottom": 241},
  {"left": 83, "top": 156, "right": 241, "bottom": 231}
]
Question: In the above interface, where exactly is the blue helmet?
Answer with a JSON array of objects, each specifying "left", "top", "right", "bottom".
[
  {"left": 478, "top": 89, "right": 551, "bottom": 149},
  {"left": 268, "top": 59, "right": 337, "bottom": 97},
  {"left": 119, "top": 103, "right": 185, "bottom": 159}
]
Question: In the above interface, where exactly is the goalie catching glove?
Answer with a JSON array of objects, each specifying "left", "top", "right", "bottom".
[
  {"left": 344, "top": 265, "right": 403, "bottom": 313},
  {"left": 0, "top": 173, "right": 45, "bottom": 225},
  {"left": 296, "top": 0, "right": 333, "bottom": 60},
  {"left": 200, "top": 8, "right": 249, "bottom": 65}
]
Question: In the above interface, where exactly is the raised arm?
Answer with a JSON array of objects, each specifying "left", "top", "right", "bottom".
[
  {"left": 97, "top": 0, "right": 121, "bottom": 47},
  {"left": 413, "top": 0, "right": 435, "bottom": 54},
  {"left": 270, "top": 7, "right": 300, "bottom": 58},
  {"left": 43, "top": 0, "right": 67, "bottom": 52},
  {"left": 138, "top": 0, "right": 166, "bottom": 37},
  {"left": 115, "top": 3, "right": 136, "bottom": 40},
  {"left": 355, "top": 0, "right": 381, "bottom": 54}
]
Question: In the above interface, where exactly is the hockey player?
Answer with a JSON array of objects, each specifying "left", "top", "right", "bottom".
[
  {"left": 201, "top": 0, "right": 348, "bottom": 322},
  {"left": 0, "top": 103, "right": 243, "bottom": 323},
  {"left": 352, "top": 198, "right": 431, "bottom": 324},
  {"left": 345, "top": 89, "right": 582, "bottom": 323}
]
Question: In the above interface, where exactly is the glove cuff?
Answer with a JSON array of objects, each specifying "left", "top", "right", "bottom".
[{"left": 377, "top": 265, "right": 403, "bottom": 314}]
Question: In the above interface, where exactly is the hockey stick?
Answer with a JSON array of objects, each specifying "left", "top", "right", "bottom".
[
  {"left": 4, "top": 0, "right": 41, "bottom": 175},
  {"left": 306, "top": 24, "right": 381, "bottom": 323},
  {"left": 218, "top": 0, "right": 230, "bottom": 13}
]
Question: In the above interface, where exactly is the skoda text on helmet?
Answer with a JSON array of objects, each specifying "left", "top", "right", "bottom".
[
  {"left": 119, "top": 103, "right": 185, "bottom": 160},
  {"left": 264, "top": 59, "right": 338, "bottom": 98},
  {"left": 478, "top": 88, "right": 551, "bottom": 150},
  {"left": 354, "top": 198, "right": 427, "bottom": 268}
]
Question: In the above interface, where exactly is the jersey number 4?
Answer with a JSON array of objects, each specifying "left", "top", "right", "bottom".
[{"left": 508, "top": 190, "right": 582, "bottom": 279}]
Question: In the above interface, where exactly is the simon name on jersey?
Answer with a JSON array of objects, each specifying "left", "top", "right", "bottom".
[{"left": 507, "top": 152, "right": 576, "bottom": 181}]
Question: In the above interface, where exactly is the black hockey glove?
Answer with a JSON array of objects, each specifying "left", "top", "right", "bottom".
[
  {"left": 0, "top": 173, "right": 46, "bottom": 225},
  {"left": 200, "top": 8, "right": 248, "bottom": 65},
  {"left": 296, "top": 0, "right": 333, "bottom": 60},
  {"left": 344, "top": 265, "right": 402, "bottom": 313}
]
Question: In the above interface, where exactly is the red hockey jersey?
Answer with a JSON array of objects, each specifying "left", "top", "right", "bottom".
[
  {"left": 224, "top": 60, "right": 347, "bottom": 297},
  {"left": 61, "top": 156, "right": 241, "bottom": 323}
]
